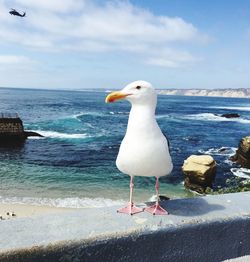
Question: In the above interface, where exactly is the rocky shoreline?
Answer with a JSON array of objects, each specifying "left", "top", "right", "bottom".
[
  {"left": 230, "top": 136, "right": 250, "bottom": 168},
  {"left": 182, "top": 135, "right": 250, "bottom": 195}
]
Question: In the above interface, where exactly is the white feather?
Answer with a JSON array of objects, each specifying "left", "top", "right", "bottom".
[{"left": 116, "top": 81, "right": 173, "bottom": 177}]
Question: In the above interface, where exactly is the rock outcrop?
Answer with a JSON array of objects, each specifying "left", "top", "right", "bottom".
[
  {"left": 221, "top": 113, "right": 240, "bottom": 118},
  {"left": 182, "top": 155, "right": 217, "bottom": 194},
  {"left": 230, "top": 136, "right": 250, "bottom": 168}
]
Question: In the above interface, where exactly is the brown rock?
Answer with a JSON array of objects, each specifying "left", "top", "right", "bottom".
[
  {"left": 230, "top": 136, "right": 250, "bottom": 168},
  {"left": 182, "top": 155, "right": 217, "bottom": 194}
]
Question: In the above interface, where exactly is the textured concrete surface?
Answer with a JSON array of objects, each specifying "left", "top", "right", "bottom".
[{"left": 0, "top": 192, "right": 250, "bottom": 262}]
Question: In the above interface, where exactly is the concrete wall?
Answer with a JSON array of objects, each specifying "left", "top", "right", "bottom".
[{"left": 1, "top": 192, "right": 250, "bottom": 262}]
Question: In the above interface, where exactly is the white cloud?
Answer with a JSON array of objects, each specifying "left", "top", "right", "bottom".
[
  {"left": 0, "top": 0, "right": 207, "bottom": 67},
  {"left": 17, "top": 0, "right": 85, "bottom": 13},
  {"left": 145, "top": 48, "right": 200, "bottom": 68},
  {"left": 146, "top": 58, "right": 179, "bottom": 68},
  {"left": 0, "top": 55, "right": 34, "bottom": 64}
]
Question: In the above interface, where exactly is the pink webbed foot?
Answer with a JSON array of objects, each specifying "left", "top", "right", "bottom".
[
  {"left": 117, "top": 202, "right": 144, "bottom": 215},
  {"left": 145, "top": 202, "right": 169, "bottom": 215}
]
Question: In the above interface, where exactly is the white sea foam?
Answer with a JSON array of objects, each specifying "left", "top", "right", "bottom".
[
  {"left": 71, "top": 112, "right": 104, "bottom": 120},
  {"left": 71, "top": 112, "right": 84, "bottom": 121},
  {"left": 27, "top": 130, "right": 89, "bottom": 139},
  {"left": 223, "top": 158, "right": 234, "bottom": 166},
  {"left": 211, "top": 106, "right": 250, "bottom": 111},
  {"left": 27, "top": 136, "right": 44, "bottom": 140},
  {"left": 230, "top": 168, "right": 250, "bottom": 179},
  {"left": 0, "top": 196, "right": 126, "bottom": 208},
  {"left": 109, "top": 111, "right": 128, "bottom": 115},
  {"left": 182, "top": 113, "right": 250, "bottom": 124},
  {"left": 199, "top": 147, "right": 237, "bottom": 156},
  {"left": 156, "top": 114, "right": 171, "bottom": 119}
]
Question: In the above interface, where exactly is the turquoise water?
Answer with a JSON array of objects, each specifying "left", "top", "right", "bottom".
[{"left": 0, "top": 88, "right": 250, "bottom": 207}]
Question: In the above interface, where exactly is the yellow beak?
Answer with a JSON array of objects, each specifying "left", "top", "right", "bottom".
[{"left": 105, "top": 91, "right": 129, "bottom": 103}]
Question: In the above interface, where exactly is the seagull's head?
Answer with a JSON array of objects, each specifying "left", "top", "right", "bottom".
[{"left": 105, "top": 80, "right": 157, "bottom": 106}]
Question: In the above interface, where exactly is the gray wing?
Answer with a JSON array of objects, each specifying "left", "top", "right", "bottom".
[{"left": 163, "top": 133, "right": 171, "bottom": 154}]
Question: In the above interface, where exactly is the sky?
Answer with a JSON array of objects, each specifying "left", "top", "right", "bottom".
[{"left": 0, "top": 0, "right": 250, "bottom": 90}]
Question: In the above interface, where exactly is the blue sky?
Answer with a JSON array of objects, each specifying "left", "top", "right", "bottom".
[{"left": 0, "top": 0, "right": 250, "bottom": 90}]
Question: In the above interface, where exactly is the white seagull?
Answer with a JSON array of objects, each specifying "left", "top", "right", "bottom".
[{"left": 106, "top": 81, "right": 173, "bottom": 215}]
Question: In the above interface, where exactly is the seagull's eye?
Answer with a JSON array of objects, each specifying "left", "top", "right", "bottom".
[{"left": 136, "top": 86, "right": 141, "bottom": 90}]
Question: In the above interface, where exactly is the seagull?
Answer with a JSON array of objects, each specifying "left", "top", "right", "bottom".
[{"left": 106, "top": 80, "right": 173, "bottom": 215}]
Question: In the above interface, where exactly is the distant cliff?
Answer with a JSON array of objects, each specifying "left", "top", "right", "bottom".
[{"left": 158, "top": 88, "right": 250, "bottom": 98}]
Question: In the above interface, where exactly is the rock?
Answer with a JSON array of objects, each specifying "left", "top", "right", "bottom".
[
  {"left": 218, "top": 147, "right": 227, "bottom": 153},
  {"left": 182, "top": 155, "right": 217, "bottom": 194},
  {"left": 24, "top": 131, "right": 44, "bottom": 138},
  {"left": 230, "top": 136, "right": 250, "bottom": 168},
  {"left": 221, "top": 113, "right": 240, "bottom": 118}
]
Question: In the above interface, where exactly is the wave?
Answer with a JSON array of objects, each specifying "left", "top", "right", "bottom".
[
  {"left": 211, "top": 106, "right": 250, "bottom": 111},
  {"left": 27, "top": 130, "right": 89, "bottom": 139},
  {"left": 0, "top": 196, "right": 126, "bottom": 208},
  {"left": 230, "top": 168, "right": 250, "bottom": 179},
  {"left": 27, "top": 136, "right": 44, "bottom": 140},
  {"left": 71, "top": 112, "right": 85, "bottom": 121},
  {"left": 182, "top": 113, "right": 250, "bottom": 124},
  {"left": 223, "top": 158, "right": 234, "bottom": 166},
  {"left": 72, "top": 112, "right": 106, "bottom": 120},
  {"left": 199, "top": 147, "right": 237, "bottom": 156},
  {"left": 156, "top": 114, "right": 171, "bottom": 119},
  {"left": 71, "top": 111, "right": 129, "bottom": 119},
  {"left": 109, "top": 111, "right": 128, "bottom": 115}
]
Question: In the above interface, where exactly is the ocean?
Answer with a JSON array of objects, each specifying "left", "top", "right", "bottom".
[{"left": 0, "top": 87, "right": 250, "bottom": 208}]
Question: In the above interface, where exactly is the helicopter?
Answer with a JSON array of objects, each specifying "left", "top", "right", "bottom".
[{"left": 9, "top": 9, "right": 26, "bottom": 17}]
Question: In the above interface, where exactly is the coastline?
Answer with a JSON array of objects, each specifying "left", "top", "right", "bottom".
[
  {"left": 0, "top": 88, "right": 249, "bottom": 205},
  {"left": 157, "top": 88, "right": 250, "bottom": 98},
  {"left": 0, "top": 203, "right": 77, "bottom": 220}
]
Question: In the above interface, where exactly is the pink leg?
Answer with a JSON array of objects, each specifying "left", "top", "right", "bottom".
[
  {"left": 145, "top": 177, "right": 169, "bottom": 215},
  {"left": 117, "top": 176, "right": 143, "bottom": 215}
]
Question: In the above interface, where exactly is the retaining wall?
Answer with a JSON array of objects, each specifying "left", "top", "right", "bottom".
[
  {"left": 0, "top": 118, "right": 24, "bottom": 133},
  {"left": 0, "top": 192, "right": 250, "bottom": 262}
]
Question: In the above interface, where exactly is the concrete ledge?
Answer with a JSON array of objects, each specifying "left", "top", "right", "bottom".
[{"left": 1, "top": 192, "right": 250, "bottom": 262}]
